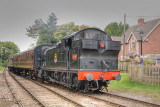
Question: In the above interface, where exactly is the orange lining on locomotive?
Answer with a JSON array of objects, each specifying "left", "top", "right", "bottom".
[{"left": 78, "top": 71, "right": 120, "bottom": 80}]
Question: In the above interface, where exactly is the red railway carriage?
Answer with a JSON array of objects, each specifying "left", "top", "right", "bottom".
[
  {"left": 8, "top": 45, "right": 51, "bottom": 77},
  {"left": 13, "top": 49, "right": 34, "bottom": 70}
]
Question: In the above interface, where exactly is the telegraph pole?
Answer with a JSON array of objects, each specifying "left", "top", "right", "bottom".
[{"left": 123, "top": 13, "right": 126, "bottom": 60}]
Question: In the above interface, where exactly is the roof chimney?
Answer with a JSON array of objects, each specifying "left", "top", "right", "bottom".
[{"left": 138, "top": 17, "right": 144, "bottom": 28}]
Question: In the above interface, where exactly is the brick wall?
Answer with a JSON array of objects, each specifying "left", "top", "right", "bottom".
[
  {"left": 118, "top": 34, "right": 138, "bottom": 60},
  {"left": 142, "top": 24, "right": 160, "bottom": 55},
  {"left": 118, "top": 24, "right": 160, "bottom": 60}
]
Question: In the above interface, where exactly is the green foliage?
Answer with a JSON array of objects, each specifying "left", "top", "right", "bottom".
[
  {"left": 26, "top": 18, "right": 45, "bottom": 40},
  {"left": 36, "top": 29, "right": 54, "bottom": 45},
  {"left": 0, "top": 41, "right": 20, "bottom": 67},
  {"left": 104, "top": 22, "right": 129, "bottom": 36},
  {"left": 144, "top": 58, "right": 153, "bottom": 65},
  {"left": 53, "top": 22, "right": 98, "bottom": 42},
  {"left": 72, "top": 24, "right": 90, "bottom": 32},
  {"left": 46, "top": 13, "right": 57, "bottom": 32},
  {"left": 27, "top": 12, "right": 100, "bottom": 44},
  {"left": 26, "top": 13, "right": 57, "bottom": 46},
  {"left": 53, "top": 22, "right": 75, "bottom": 42},
  {"left": 125, "top": 58, "right": 153, "bottom": 65},
  {"left": 0, "top": 66, "right": 4, "bottom": 71},
  {"left": 125, "top": 58, "right": 133, "bottom": 62},
  {"left": 104, "top": 22, "right": 118, "bottom": 36},
  {"left": 108, "top": 73, "right": 160, "bottom": 100}
]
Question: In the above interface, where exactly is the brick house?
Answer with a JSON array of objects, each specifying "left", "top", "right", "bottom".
[{"left": 118, "top": 18, "right": 160, "bottom": 60}]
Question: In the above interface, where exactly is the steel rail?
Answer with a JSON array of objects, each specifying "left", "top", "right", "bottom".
[
  {"left": 101, "top": 92, "right": 160, "bottom": 107},
  {"left": 9, "top": 71, "right": 45, "bottom": 107},
  {"left": 22, "top": 74, "right": 125, "bottom": 107},
  {"left": 26, "top": 76, "right": 124, "bottom": 107},
  {"left": 4, "top": 70, "right": 23, "bottom": 107},
  {"left": 10, "top": 72, "right": 83, "bottom": 107},
  {"left": 78, "top": 92, "right": 126, "bottom": 107},
  {"left": 28, "top": 79, "right": 84, "bottom": 107}
]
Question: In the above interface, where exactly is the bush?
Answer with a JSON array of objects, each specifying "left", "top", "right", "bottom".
[
  {"left": 0, "top": 66, "right": 4, "bottom": 71},
  {"left": 125, "top": 58, "right": 132, "bottom": 62},
  {"left": 144, "top": 58, "right": 153, "bottom": 65}
]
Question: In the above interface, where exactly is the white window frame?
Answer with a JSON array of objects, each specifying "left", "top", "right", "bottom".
[{"left": 131, "top": 39, "right": 135, "bottom": 49}]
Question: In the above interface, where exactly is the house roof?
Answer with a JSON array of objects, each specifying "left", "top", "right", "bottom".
[
  {"left": 122, "top": 18, "right": 160, "bottom": 43},
  {"left": 111, "top": 36, "right": 121, "bottom": 41}
]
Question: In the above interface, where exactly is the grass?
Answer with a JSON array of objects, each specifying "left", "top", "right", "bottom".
[
  {"left": 0, "top": 66, "right": 4, "bottom": 71},
  {"left": 108, "top": 73, "right": 160, "bottom": 101}
]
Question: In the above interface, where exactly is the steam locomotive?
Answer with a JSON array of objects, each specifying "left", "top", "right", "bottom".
[{"left": 8, "top": 28, "right": 121, "bottom": 92}]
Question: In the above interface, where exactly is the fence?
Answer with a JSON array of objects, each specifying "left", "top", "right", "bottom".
[
  {"left": 118, "top": 61, "right": 131, "bottom": 73},
  {"left": 129, "top": 65, "right": 160, "bottom": 85}
]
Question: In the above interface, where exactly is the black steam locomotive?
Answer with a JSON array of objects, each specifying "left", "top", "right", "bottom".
[{"left": 8, "top": 28, "right": 121, "bottom": 92}]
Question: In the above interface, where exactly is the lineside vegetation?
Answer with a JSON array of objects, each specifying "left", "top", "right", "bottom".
[
  {"left": 108, "top": 73, "right": 160, "bottom": 101},
  {"left": 0, "top": 66, "right": 4, "bottom": 71}
]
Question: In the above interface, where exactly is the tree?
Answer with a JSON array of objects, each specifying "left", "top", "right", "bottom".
[
  {"left": 72, "top": 25, "right": 90, "bottom": 32},
  {"left": 26, "top": 18, "right": 45, "bottom": 40},
  {"left": 26, "top": 13, "right": 57, "bottom": 45},
  {"left": 36, "top": 29, "right": 54, "bottom": 46},
  {"left": 104, "top": 22, "right": 129, "bottom": 36},
  {"left": 0, "top": 41, "right": 20, "bottom": 67},
  {"left": 46, "top": 13, "right": 57, "bottom": 33},
  {"left": 53, "top": 22, "right": 75, "bottom": 42},
  {"left": 53, "top": 23, "right": 101, "bottom": 42},
  {"left": 26, "top": 12, "right": 101, "bottom": 44},
  {"left": 28, "top": 43, "right": 36, "bottom": 50}
]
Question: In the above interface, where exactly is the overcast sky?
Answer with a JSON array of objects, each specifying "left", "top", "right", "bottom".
[{"left": 0, "top": 0, "right": 160, "bottom": 52}]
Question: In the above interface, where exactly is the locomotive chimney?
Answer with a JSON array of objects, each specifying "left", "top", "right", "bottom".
[
  {"left": 138, "top": 17, "right": 144, "bottom": 28},
  {"left": 51, "top": 40, "right": 57, "bottom": 46}
]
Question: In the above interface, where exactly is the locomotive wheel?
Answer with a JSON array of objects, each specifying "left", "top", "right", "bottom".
[
  {"left": 73, "top": 76, "right": 79, "bottom": 91},
  {"left": 41, "top": 72, "right": 45, "bottom": 83},
  {"left": 34, "top": 71, "right": 38, "bottom": 80},
  {"left": 94, "top": 89, "right": 100, "bottom": 93},
  {"left": 17, "top": 69, "right": 21, "bottom": 76},
  {"left": 29, "top": 71, "right": 33, "bottom": 79},
  {"left": 62, "top": 73, "right": 66, "bottom": 83}
]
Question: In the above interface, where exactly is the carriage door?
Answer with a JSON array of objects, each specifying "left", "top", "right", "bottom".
[{"left": 65, "top": 38, "right": 72, "bottom": 70}]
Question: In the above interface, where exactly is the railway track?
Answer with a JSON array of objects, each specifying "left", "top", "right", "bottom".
[
  {"left": 9, "top": 70, "right": 160, "bottom": 107},
  {"left": 32, "top": 79, "right": 125, "bottom": 107},
  {"left": 30, "top": 75, "right": 160, "bottom": 107},
  {"left": 9, "top": 71, "right": 83, "bottom": 107},
  {"left": 12, "top": 72, "right": 125, "bottom": 107},
  {"left": 87, "top": 91, "right": 160, "bottom": 107},
  {"left": 3, "top": 70, "right": 23, "bottom": 107},
  {"left": 101, "top": 92, "right": 160, "bottom": 107}
]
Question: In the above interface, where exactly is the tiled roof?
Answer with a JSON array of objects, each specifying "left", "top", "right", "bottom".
[
  {"left": 111, "top": 36, "right": 121, "bottom": 41},
  {"left": 121, "top": 18, "right": 160, "bottom": 43}
]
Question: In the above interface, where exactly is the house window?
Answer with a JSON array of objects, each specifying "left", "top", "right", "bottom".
[{"left": 131, "top": 39, "right": 135, "bottom": 49}]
